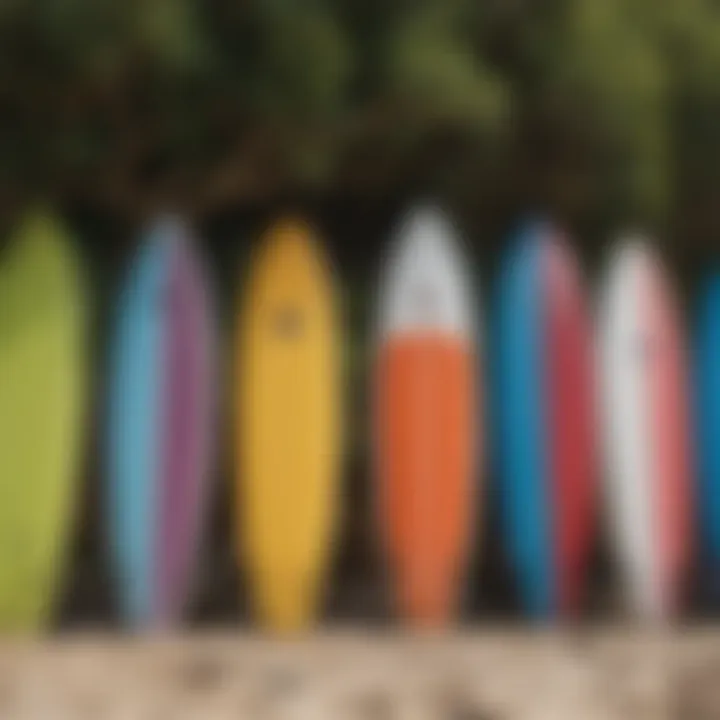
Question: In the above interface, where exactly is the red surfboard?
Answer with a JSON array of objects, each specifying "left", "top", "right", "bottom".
[
  {"left": 496, "top": 224, "right": 596, "bottom": 619},
  {"left": 546, "top": 236, "right": 596, "bottom": 616}
]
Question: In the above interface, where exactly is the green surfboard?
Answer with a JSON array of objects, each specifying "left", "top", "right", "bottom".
[{"left": 0, "top": 210, "right": 87, "bottom": 631}]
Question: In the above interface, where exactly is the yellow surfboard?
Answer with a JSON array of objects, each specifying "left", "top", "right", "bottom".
[
  {"left": 0, "top": 210, "right": 87, "bottom": 631},
  {"left": 236, "top": 219, "right": 342, "bottom": 632}
]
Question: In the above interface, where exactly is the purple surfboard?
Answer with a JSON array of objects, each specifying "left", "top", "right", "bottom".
[
  {"left": 157, "top": 233, "right": 215, "bottom": 625},
  {"left": 107, "top": 216, "right": 216, "bottom": 628}
]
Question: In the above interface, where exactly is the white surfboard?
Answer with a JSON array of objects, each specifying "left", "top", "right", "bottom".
[{"left": 599, "top": 236, "right": 692, "bottom": 621}]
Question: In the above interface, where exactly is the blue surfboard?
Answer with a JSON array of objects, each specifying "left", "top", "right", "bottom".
[
  {"left": 107, "top": 233, "right": 165, "bottom": 626},
  {"left": 495, "top": 222, "right": 553, "bottom": 619},
  {"left": 106, "top": 217, "right": 216, "bottom": 629},
  {"left": 694, "top": 274, "right": 720, "bottom": 596},
  {"left": 494, "top": 220, "right": 596, "bottom": 621}
]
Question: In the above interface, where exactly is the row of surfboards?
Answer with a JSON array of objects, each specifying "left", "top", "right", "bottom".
[{"left": 0, "top": 206, "right": 716, "bottom": 633}]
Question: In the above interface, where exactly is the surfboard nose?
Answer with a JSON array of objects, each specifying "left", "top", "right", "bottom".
[
  {"left": 248, "top": 219, "right": 334, "bottom": 311},
  {"left": 379, "top": 206, "right": 473, "bottom": 339}
]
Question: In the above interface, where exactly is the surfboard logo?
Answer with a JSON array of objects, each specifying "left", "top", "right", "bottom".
[{"left": 272, "top": 307, "right": 305, "bottom": 339}]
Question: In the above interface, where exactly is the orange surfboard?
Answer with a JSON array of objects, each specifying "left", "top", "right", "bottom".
[{"left": 374, "top": 207, "right": 479, "bottom": 626}]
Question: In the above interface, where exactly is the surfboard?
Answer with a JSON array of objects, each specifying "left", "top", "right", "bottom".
[
  {"left": 236, "top": 219, "right": 342, "bottom": 632},
  {"left": 695, "top": 274, "right": 720, "bottom": 599},
  {"left": 374, "top": 206, "right": 478, "bottom": 627},
  {"left": 0, "top": 210, "right": 87, "bottom": 631},
  {"left": 494, "top": 221, "right": 595, "bottom": 620},
  {"left": 599, "top": 237, "right": 692, "bottom": 621},
  {"left": 106, "top": 216, "right": 215, "bottom": 629}
]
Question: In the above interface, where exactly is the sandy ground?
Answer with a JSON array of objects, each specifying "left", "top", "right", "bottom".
[{"left": 0, "top": 627, "right": 715, "bottom": 719}]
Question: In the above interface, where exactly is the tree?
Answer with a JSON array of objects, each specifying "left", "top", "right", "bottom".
[{"left": 0, "top": 0, "right": 718, "bottom": 239}]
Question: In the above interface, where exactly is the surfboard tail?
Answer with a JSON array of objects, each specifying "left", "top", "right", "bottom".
[{"left": 251, "top": 567, "right": 322, "bottom": 633}]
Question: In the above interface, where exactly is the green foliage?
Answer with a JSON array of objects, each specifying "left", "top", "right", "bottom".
[
  {"left": 540, "top": 0, "right": 670, "bottom": 221},
  {"left": 0, "top": 0, "right": 719, "bottom": 229},
  {"left": 386, "top": 2, "right": 508, "bottom": 129},
  {"left": 250, "top": 4, "right": 351, "bottom": 121}
]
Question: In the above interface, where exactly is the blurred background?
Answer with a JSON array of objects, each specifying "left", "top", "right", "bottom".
[{"left": 3, "top": 0, "right": 720, "bottom": 628}]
